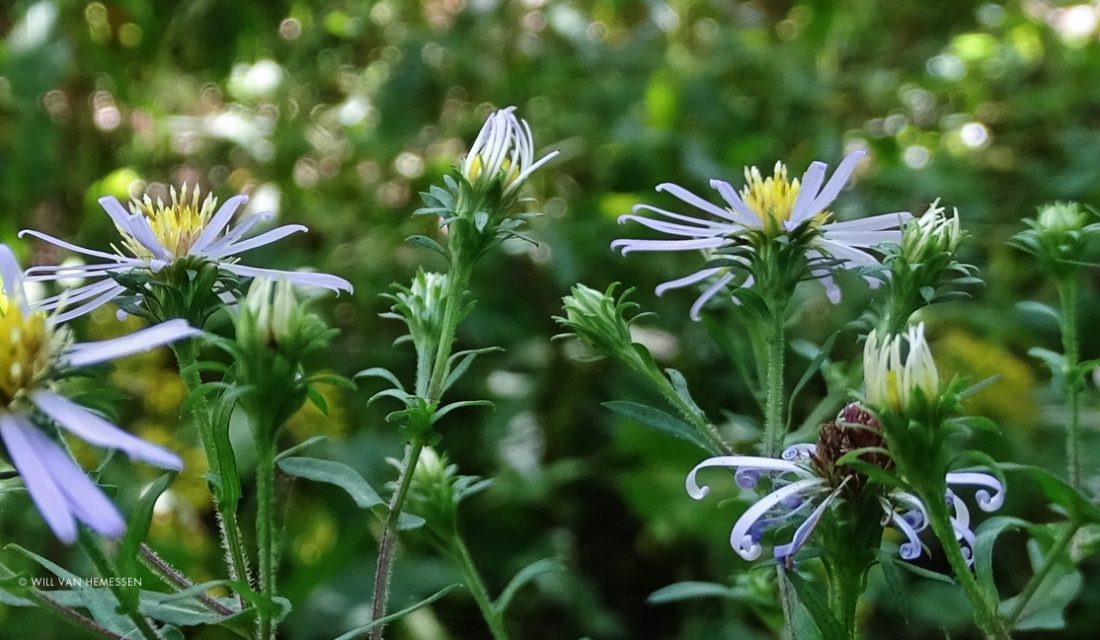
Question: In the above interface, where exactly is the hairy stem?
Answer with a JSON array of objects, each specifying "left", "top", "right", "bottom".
[
  {"left": 255, "top": 438, "right": 278, "bottom": 640},
  {"left": 30, "top": 589, "right": 127, "bottom": 640},
  {"left": 369, "top": 256, "right": 473, "bottom": 640},
  {"left": 1057, "top": 278, "right": 1082, "bottom": 488},
  {"left": 763, "top": 309, "right": 786, "bottom": 457},
  {"left": 451, "top": 536, "right": 509, "bottom": 640},
  {"left": 79, "top": 532, "right": 162, "bottom": 640},
  {"left": 650, "top": 372, "right": 732, "bottom": 455},
  {"left": 172, "top": 342, "right": 252, "bottom": 596},
  {"left": 139, "top": 544, "right": 237, "bottom": 617},
  {"left": 925, "top": 497, "right": 1012, "bottom": 640}
]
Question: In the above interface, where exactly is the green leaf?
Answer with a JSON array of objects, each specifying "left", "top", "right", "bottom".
[
  {"left": 1028, "top": 347, "right": 1066, "bottom": 376},
  {"left": 333, "top": 584, "right": 462, "bottom": 640},
  {"left": 406, "top": 234, "right": 448, "bottom": 258},
  {"left": 432, "top": 400, "right": 494, "bottom": 423},
  {"left": 787, "top": 332, "right": 838, "bottom": 429},
  {"left": 306, "top": 386, "right": 330, "bottom": 415},
  {"left": 494, "top": 558, "right": 559, "bottom": 616},
  {"left": 973, "top": 516, "right": 1029, "bottom": 603},
  {"left": 139, "top": 583, "right": 244, "bottom": 627},
  {"left": 786, "top": 570, "right": 847, "bottom": 640},
  {"left": 354, "top": 367, "right": 407, "bottom": 394},
  {"left": 999, "top": 463, "right": 1100, "bottom": 524},
  {"left": 277, "top": 457, "right": 383, "bottom": 510},
  {"left": 275, "top": 436, "right": 330, "bottom": 462},
  {"left": 944, "top": 416, "right": 1000, "bottom": 434},
  {"left": 1000, "top": 538, "right": 1083, "bottom": 631},
  {"left": 664, "top": 368, "right": 704, "bottom": 419},
  {"left": 444, "top": 347, "right": 504, "bottom": 392},
  {"left": 647, "top": 581, "right": 738, "bottom": 604},
  {"left": 118, "top": 474, "right": 176, "bottom": 580},
  {"left": 603, "top": 401, "right": 714, "bottom": 453}
]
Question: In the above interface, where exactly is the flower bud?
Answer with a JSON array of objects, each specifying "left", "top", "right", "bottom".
[
  {"left": 1036, "top": 202, "right": 1086, "bottom": 235},
  {"left": 383, "top": 270, "right": 450, "bottom": 353},
  {"left": 900, "top": 200, "right": 962, "bottom": 263},
  {"left": 555, "top": 283, "right": 639, "bottom": 361},
  {"left": 863, "top": 324, "right": 940, "bottom": 414}
]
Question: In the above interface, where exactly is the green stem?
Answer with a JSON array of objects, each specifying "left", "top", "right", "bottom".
[
  {"left": 30, "top": 590, "right": 127, "bottom": 640},
  {"left": 451, "top": 536, "right": 509, "bottom": 640},
  {"left": 78, "top": 531, "right": 162, "bottom": 640},
  {"left": 172, "top": 342, "right": 252, "bottom": 596},
  {"left": 650, "top": 373, "right": 731, "bottom": 455},
  {"left": 776, "top": 567, "right": 796, "bottom": 640},
  {"left": 1007, "top": 520, "right": 1080, "bottom": 625},
  {"left": 139, "top": 544, "right": 238, "bottom": 617},
  {"left": 1057, "top": 278, "right": 1082, "bottom": 488},
  {"left": 255, "top": 438, "right": 278, "bottom": 640},
  {"left": 763, "top": 309, "right": 786, "bottom": 457},
  {"left": 370, "top": 262, "right": 473, "bottom": 640},
  {"left": 925, "top": 497, "right": 1012, "bottom": 640}
]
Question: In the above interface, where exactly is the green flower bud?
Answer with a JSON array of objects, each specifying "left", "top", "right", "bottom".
[
  {"left": 863, "top": 324, "right": 940, "bottom": 415},
  {"left": 406, "top": 447, "right": 491, "bottom": 541},
  {"left": 1036, "top": 202, "right": 1086, "bottom": 235},
  {"left": 555, "top": 283, "right": 642, "bottom": 362},
  {"left": 383, "top": 270, "right": 452, "bottom": 355},
  {"left": 1012, "top": 201, "right": 1100, "bottom": 277},
  {"left": 901, "top": 200, "right": 962, "bottom": 263}
]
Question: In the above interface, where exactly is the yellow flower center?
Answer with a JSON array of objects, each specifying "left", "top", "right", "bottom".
[
  {"left": 465, "top": 156, "right": 521, "bottom": 190},
  {"left": 120, "top": 184, "right": 217, "bottom": 259},
  {"left": 739, "top": 162, "right": 831, "bottom": 237},
  {"left": 0, "top": 293, "right": 53, "bottom": 406}
]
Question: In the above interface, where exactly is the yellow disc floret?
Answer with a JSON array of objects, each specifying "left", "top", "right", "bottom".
[
  {"left": 0, "top": 292, "right": 53, "bottom": 406},
  {"left": 121, "top": 183, "right": 217, "bottom": 259},
  {"left": 740, "top": 162, "right": 802, "bottom": 236}
]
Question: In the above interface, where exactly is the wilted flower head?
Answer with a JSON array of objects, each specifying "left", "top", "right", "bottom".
[
  {"left": 21, "top": 183, "right": 351, "bottom": 322},
  {"left": 686, "top": 404, "right": 1003, "bottom": 564},
  {"left": 0, "top": 245, "right": 194, "bottom": 543},
  {"left": 613, "top": 150, "right": 911, "bottom": 319},
  {"left": 461, "top": 107, "right": 558, "bottom": 198},
  {"left": 864, "top": 324, "right": 940, "bottom": 414}
]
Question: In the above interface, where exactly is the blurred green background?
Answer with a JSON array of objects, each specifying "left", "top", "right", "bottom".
[{"left": 2, "top": 0, "right": 1100, "bottom": 638}]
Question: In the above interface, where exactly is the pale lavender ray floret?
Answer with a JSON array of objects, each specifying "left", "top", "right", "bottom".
[
  {"left": 686, "top": 443, "right": 1005, "bottom": 565},
  {"left": 20, "top": 185, "right": 352, "bottom": 322},
  {"left": 613, "top": 150, "right": 912, "bottom": 319},
  {"left": 0, "top": 245, "right": 195, "bottom": 543}
]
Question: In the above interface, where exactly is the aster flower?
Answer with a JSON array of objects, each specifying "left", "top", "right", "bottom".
[
  {"left": 0, "top": 245, "right": 195, "bottom": 543},
  {"left": 20, "top": 183, "right": 352, "bottom": 322},
  {"left": 686, "top": 404, "right": 1003, "bottom": 564},
  {"left": 613, "top": 150, "right": 911, "bottom": 319}
]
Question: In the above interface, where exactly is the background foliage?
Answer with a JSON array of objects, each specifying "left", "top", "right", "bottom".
[{"left": 2, "top": 1, "right": 1099, "bottom": 638}]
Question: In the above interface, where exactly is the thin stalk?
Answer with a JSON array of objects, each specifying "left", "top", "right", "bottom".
[
  {"left": 763, "top": 309, "right": 786, "bottom": 457},
  {"left": 139, "top": 544, "right": 237, "bottom": 617},
  {"left": 451, "top": 536, "right": 509, "bottom": 640},
  {"left": 650, "top": 372, "right": 732, "bottom": 455},
  {"left": 78, "top": 532, "right": 162, "bottom": 640},
  {"left": 255, "top": 437, "right": 278, "bottom": 640},
  {"left": 369, "top": 260, "right": 473, "bottom": 640},
  {"left": 776, "top": 567, "right": 796, "bottom": 640},
  {"left": 1007, "top": 520, "right": 1080, "bottom": 624},
  {"left": 1057, "top": 278, "right": 1082, "bottom": 488},
  {"left": 30, "top": 589, "right": 127, "bottom": 640},
  {"left": 172, "top": 342, "right": 252, "bottom": 595},
  {"left": 925, "top": 497, "right": 1012, "bottom": 640}
]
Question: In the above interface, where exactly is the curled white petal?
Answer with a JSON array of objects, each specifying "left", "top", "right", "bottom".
[
  {"left": 774, "top": 486, "right": 840, "bottom": 561},
  {"left": 685, "top": 455, "right": 810, "bottom": 500},
  {"left": 728, "top": 477, "right": 827, "bottom": 561},
  {"left": 945, "top": 471, "right": 1005, "bottom": 511}
]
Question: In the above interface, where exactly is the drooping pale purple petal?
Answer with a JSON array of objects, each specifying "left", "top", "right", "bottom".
[
  {"left": 19, "top": 422, "right": 125, "bottom": 539},
  {"left": 0, "top": 414, "right": 77, "bottom": 543},
  {"left": 611, "top": 237, "right": 727, "bottom": 255},
  {"left": 18, "top": 229, "right": 138, "bottom": 264},
  {"left": 189, "top": 195, "right": 249, "bottom": 255},
  {"left": 728, "top": 477, "right": 827, "bottom": 561},
  {"left": 219, "top": 264, "right": 353, "bottom": 294},
  {"left": 824, "top": 211, "right": 913, "bottom": 232},
  {"left": 945, "top": 472, "right": 1005, "bottom": 511},
  {"left": 690, "top": 271, "right": 734, "bottom": 321},
  {"left": 616, "top": 215, "right": 728, "bottom": 237},
  {"left": 782, "top": 444, "right": 817, "bottom": 460},
  {"left": 52, "top": 284, "right": 129, "bottom": 324},
  {"left": 686, "top": 455, "right": 812, "bottom": 500},
  {"left": 35, "top": 279, "right": 123, "bottom": 311},
  {"left": 29, "top": 390, "right": 183, "bottom": 470},
  {"left": 774, "top": 486, "right": 841, "bottom": 560},
  {"left": 655, "top": 268, "right": 723, "bottom": 297},
  {"left": 201, "top": 212, "right": 273, "bottom": 256},
  {"left": 886, "top": 504, "right": 925, "bottom": 560},
  {"left": 65, "top": 319, "right": 201, "bottom": 368}
]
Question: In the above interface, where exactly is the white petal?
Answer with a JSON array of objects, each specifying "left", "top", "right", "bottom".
[
  {"left": 204, "top": 224, "right": 307, "bottom": 259},
  {"left": 66, "top": 319, "right": 201, "bottom": 367},
  {"left": 611, "top": 237, "right": 727, "bottom": 254},
  {"left": 220, "top": 264, "right": 353, "bottom": 293},
  {"left": 189, "top": 195, "right": 249, "bottom": 255},
  {"left": 99, "top": 197, "right": 171, "bottom": 261},
  {"left": 18, "top": 229, "right": 132, "bottom": 264},
  {"left": 685, "top": 455, "right": 811, "bottom": 499},
  {"left": 657, "top": 182, "right": 740, "bottom": 222},
  {"left": 51, "top": 284, "right": 128, "bottom": 324},
  {"left": 823, "top": 230, "right": 902, "bottom": 248},
  {"left": 655, "top": 268, "right": 722, "bottom": 296},
  {"left": 708, "top": 179, "right": 763, "bottom": 227},
  {"left": 30, "top": 391, "right": 183, "bottom": 470},
  {"left": 945, "top": 472, "right": 1005, "bottom": 511},
  {"left": 808, "top": 150, "right": 866, "bottom": 215},
  {"left": 630, "top": 203, "right": 731, "bottom": 228},
  {"left": 774, "top": 486, "right": 840, "bottom": 560},
  {"left": 728, "top": 478, "right": 827, "bottom": 561},
  {"left": 788, "top": 161, "right": 827, "bottom": 226},
  {"left": 0, "top": 244, "right": 30, "bottom": 315},
  {"left": 824, "top": 211, "right": 912, "bottom": 232},
  {"left": 616, "top": 214, "right": 726, "bottom": 238},
  {"left": 201, "top": 212, "right": 273, "bottom": 256},
  {"left": 690, "top": 271, "right": 734, "bottom": 321}
]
